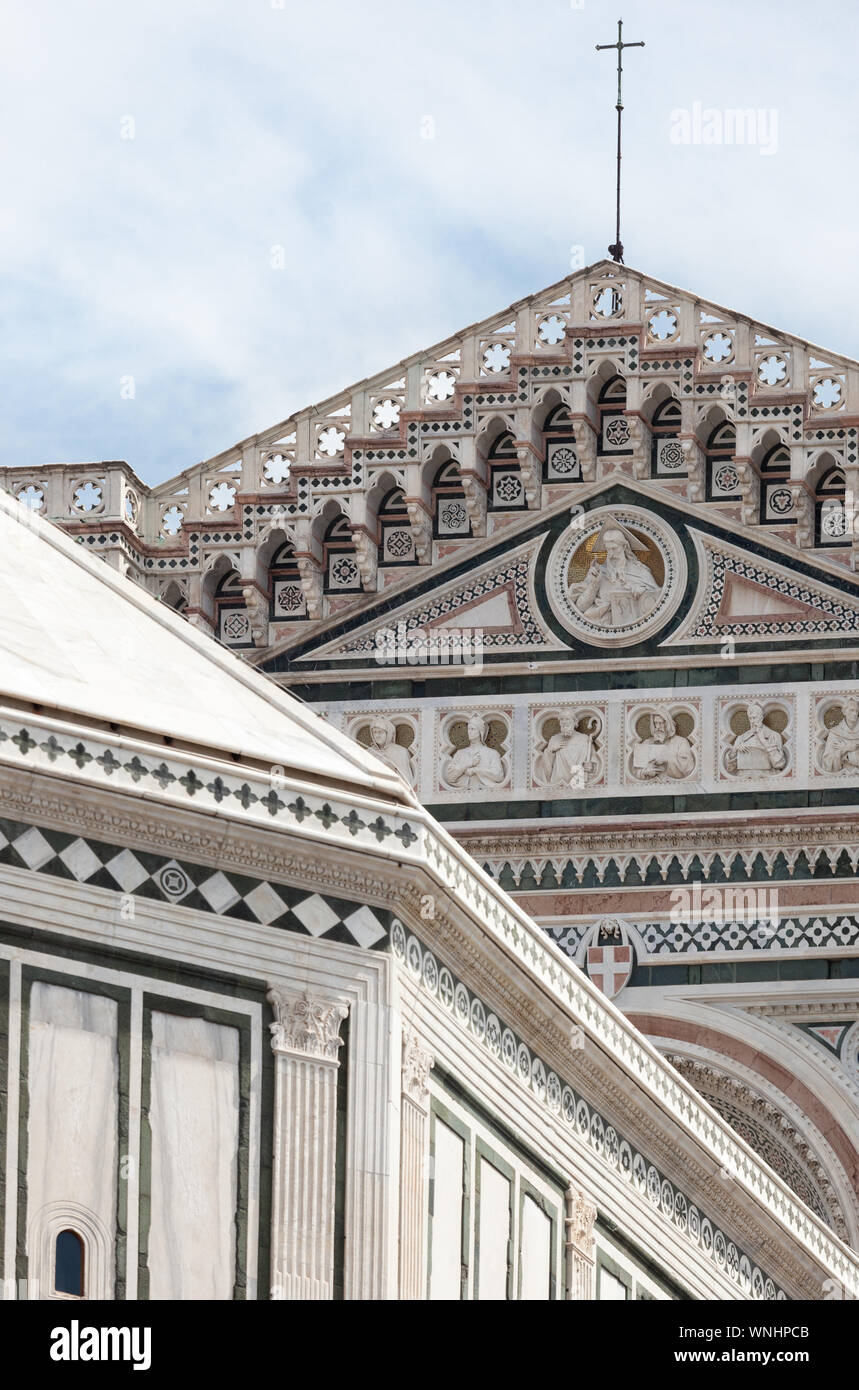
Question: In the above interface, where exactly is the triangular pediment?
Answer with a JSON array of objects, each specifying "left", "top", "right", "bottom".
[
  {"left": 718, "top": 574, "right": 821, "bottom": 623},
  {"left": 259, "top": 477, "right": 859, "bottom": 676},
  {"left": 664, "top": 528, "right": 859, "bottom": 647}
]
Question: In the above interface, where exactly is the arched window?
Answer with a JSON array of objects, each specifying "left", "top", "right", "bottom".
[
  {"left": 488, "top": 432, "right": 526, "bottom": 511},
  {"left": 214, "top": 570, "right": 253, "bottom": 648},
  {"left": 706, "top": 421, "right": 738, "bottom": 500},
  {"left": 433, "top": 460, "right": 471, "bottom": 539},
  {"left": 268, "top": 541, "right": 306, "bottom": 621},
  {"left": 55, "top": 1229, "right": 85, "bottom": 1298},
  {"left": 597, "top": 375, "right": 631, "bottom": 456},
  {"left": 160, "top": 581, "right": 188, "bottom": 615},
  {"left": 378, "top": 488, "right": 415, "bottom": 565},
  {"left": 650, "top": 397, "right": 684, "bottom": 477},
  {"left": 542, "top": 403, "right": 580, "bottom": 482},
  {"left": 816, "top": 466, "right": 848, "bottom": 547},
  {"left": 760, "top": 444, "right": 793, "bottom": 525},
  {"left": 323, "top": 514, "right": 361, "bottom": 592}
]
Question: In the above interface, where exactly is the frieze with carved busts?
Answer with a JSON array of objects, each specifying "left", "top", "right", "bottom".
[
  {"left": 439, "top": 710, "right": 510, "bottom": 793},
  {"left": 351, "top": 712, "right": 418, "bottom": 787},
  {"left": 719, "top": 698, "right": 793, "bottom": 779},
  {"left": 545, "top": 505, "right": 686, "bottom": 647},
  {"left": 624, "top": 701, "right": 699, "bottom": 783},
  {"left": 532, "top": 705, "right": 605, "bottom": 790}
]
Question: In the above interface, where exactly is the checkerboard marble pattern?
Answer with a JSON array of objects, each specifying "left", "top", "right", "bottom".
[{"left": 0, "top": 817, "right": 389, "bottom": 950}]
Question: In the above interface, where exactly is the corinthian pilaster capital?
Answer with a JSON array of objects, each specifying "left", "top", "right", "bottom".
[
  {"left": 401, "top": 1029, "right": 434, "bottom": 1109},
  {"left": 267, "top": 988, "right": 348, "bottom": 1063},
  {"left": 566, "top": 1184, "right": 597, "bottom": 1254}
]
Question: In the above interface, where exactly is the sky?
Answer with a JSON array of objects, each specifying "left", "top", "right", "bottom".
[{"left": 1, "top": 0, "right": 856, "bottom": 485}]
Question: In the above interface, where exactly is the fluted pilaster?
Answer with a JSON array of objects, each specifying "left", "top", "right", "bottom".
[{"left": 268, "top": 988, "right": 348, "bottom": 1300}]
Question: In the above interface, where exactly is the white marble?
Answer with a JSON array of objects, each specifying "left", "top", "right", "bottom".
[
  {"left": 147, "top": 1012, "right": 239, "bottom": 1301},
  {"left": 519, "top": 1196, "right": 552, "bottom": 1301},
  {"left": 27, "top": 983, "right": 118, "bottom": 1297},
  {"left": 429, "top": 1119, "right": 463, "bottom": 1300},
  {"left": 477, "top": 1159, "right": 510, "bottom": 1300}
]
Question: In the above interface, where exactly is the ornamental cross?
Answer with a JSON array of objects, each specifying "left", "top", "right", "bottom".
[{"left": 596, "top": 18, "right": 645, "bottom": 264}]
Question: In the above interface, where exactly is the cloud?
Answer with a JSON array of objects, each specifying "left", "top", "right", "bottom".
[{"left": 1, "top": 0, "right": 857, "bottom": 481}]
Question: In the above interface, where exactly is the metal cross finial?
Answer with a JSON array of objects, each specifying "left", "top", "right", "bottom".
[{"left": 596, "top": 18, "right": 645, "bottom": 265}]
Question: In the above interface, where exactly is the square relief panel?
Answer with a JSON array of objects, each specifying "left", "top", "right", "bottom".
[
  {"left": 437, "top": 709, "right": 512, "bottom": 795},
  {"left": 530, "top": 704, "right": 606, "bottom": 792},
  {"left": 272, "top": 578, "right": 307, "bottom": 620},
  {"left": 545, "top": 438, "right": 582, "bottom": 482},
  {"left": 347, "top": 711, "right": 419, "bottom": 789},
  {"left": 717, "top": 696, "right": 795, "bottom": 781},
  {"left": 812, "top": 690, "right": 859, "bottom": 778},
  {"left": 622, "top": 699, "right": 700, "bottom": 784}
]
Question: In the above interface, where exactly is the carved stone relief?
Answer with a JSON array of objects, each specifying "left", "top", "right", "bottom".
[
  {"left": 351, "top": 713, "right": 418, "bottom": 787},
  {"left": 439, "top": 711, "right": 510, "bottom": 793},
  {"left": 624, "top": 701, "right": 698, "bottom": 783},
  {"left": 532, "top": 706, "right": 605, "bottom": 790},
  {"left": 719, "top": 698, "right": 792, "bottom": 779},
  {"left": 545, "top": 506, "right": 686, "bottom": 647},
  {"left": 814, "top": 693, "right": 859, "bottom": 776}
]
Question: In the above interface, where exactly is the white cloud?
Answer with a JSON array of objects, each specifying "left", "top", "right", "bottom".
[{"left": 1, "top": 0, "right": 857, "bottom": 480}]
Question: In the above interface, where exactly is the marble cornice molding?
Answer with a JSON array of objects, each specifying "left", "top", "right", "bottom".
[
  {"left": 454, "top": 816, "right": 859, "bottom": 862},
  {"left": 664, "top": 1054, "right": 853, "bottom": 1244},
  {"left": 569, "top": 1053, "right": 820, "bottom": 1299},
  {"left": 749, "top": 1000, "right": 859, "bottom": 1020}
]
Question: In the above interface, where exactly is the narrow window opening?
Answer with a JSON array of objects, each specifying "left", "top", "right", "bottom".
[{"left": 55, "top": 1229, "right": 85, "bottom": 1297}]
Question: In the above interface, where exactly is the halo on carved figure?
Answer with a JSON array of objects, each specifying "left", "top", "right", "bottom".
[
  {"left": 814, "top": 693, "right": 859, "bottom": 777},
  {"left": 626, "top": 703, "right": 698, "bottom": 783},
  {"left": 720, "top": 699, "right": 792, "bottom": 779},
  {"left": 532, "top": 707, "right": 605, "bottom": 790},
  {"left": 545, "top": 506, "right": 686, "bottom": 648},
  {"left": 352, "top": 713, "right": 417, "bottom": 787},
  {"left": 439, "top": 711, "right": 509, "bottom": 793}
]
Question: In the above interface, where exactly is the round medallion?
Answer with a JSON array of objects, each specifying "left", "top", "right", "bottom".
[{"left": 546, "top": 506, "right": 686, "bottom": 647}]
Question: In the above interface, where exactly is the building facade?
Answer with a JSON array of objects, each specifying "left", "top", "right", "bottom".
[{"left": 4, "top": 261, "right": 859, "bottom": 1296}]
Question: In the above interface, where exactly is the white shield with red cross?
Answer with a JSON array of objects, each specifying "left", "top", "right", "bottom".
[{"left": 586, "top": 944, "right": 632, "bottom": 999}]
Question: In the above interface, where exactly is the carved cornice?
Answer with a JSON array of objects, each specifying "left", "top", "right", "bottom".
[{"left": 267, "top": 988, "right": 348, "bottom": 1062}]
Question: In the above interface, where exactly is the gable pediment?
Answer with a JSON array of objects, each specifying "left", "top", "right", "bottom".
[
  {"left": 259, "top": 476, "right": 859, "bottom": 675},
  {"left": 664, "top": 529, "right": 859, "bottom": 647}
]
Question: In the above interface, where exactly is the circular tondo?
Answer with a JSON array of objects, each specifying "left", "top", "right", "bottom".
[{"left": 546, "top": 506, "right": 686, "bottom": 647}]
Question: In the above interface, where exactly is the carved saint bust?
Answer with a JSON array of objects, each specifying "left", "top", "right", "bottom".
[
  {"left": 724, "top": 701, "right": 787, "bottom": 775},
  {"left": 443, "top": 714, "right": 506, "bottom": 790},
  {"left": 534, "top": 713, "right": 601, "bottom": 789},
  {"left": 631, "top": 710, "right": 696, "bottom": 781},
  {"left": 820, "top": 696, "right": 859, "bottom": 773},
  {"left": 364, "top": 716, "right": 416, "bottom": 786}
]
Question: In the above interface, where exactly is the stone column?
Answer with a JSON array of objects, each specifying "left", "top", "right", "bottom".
[
  {"left": 565, "top": 1185, "right": 597, "bottom": 1300},
  {"left": 267, "top": 988, "right": 348, "bottom": 1300},
  {"left": 398, "top": 1030, "right": 435, "bottom": 1300}
]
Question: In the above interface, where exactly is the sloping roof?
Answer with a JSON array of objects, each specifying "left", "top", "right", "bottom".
[{"left": 0, "top": 488, "right": 415, "bottom": 805}]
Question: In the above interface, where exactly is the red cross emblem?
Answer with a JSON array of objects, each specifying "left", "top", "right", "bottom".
[{"left": 586, "top": 945, "right": 632, "bottom": 999}]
